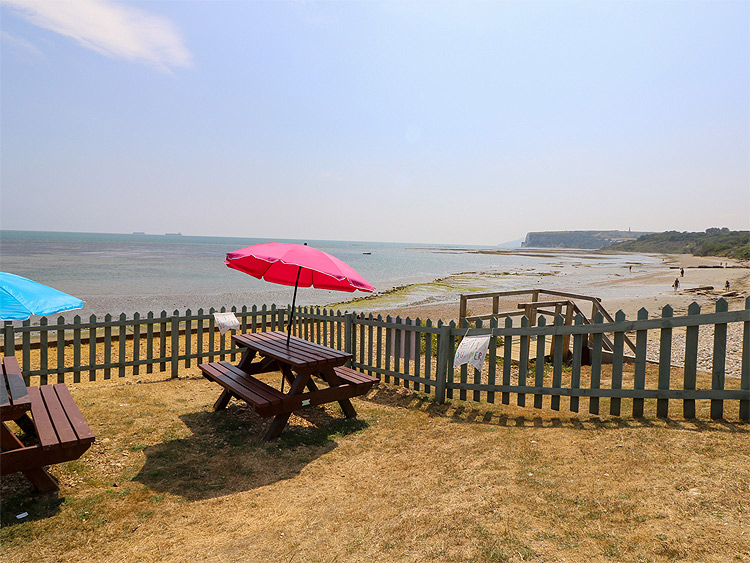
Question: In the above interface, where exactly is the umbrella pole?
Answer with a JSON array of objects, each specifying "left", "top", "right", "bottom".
[{"left": 287, "top": 266, "right": 302, "bottom": 347}]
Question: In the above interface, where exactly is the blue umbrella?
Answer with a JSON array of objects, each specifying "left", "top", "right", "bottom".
[{"left": 0, "top": 272, "right": 83, "bottom": 321}]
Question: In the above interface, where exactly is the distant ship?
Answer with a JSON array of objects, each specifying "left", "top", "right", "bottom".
[
  {"left": 362, "top": 252, "right": 372, "bottom": 255},
  {"left": 132, "top": 231, "right": 146, "bottom": 235},
  {"left": 165, "top": 232, "right": 182, "bottom": 236}
]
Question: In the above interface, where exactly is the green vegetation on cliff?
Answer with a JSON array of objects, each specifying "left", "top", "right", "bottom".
[
  {"left": 609, "top": 228, "right": 750, "bottom": 259},
  {"left": 522, "top": 230, "right": 650, "bottom": 249}
]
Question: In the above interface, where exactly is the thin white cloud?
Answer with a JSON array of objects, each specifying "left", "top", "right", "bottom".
[
  {"left": 2, "top": 0, "right": 191, "bottom": 71},
  {"left": 1, "top": 29, "right": 44, "bottom": 56}
]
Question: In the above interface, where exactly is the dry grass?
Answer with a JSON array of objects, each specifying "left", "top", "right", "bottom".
[{"left": 1, "top": 370, "right": 749, "bottom": 563}]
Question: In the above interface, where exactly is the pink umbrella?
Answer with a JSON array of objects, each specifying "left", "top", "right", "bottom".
[{"left": 226, "top": 242, "right": 374, "bottom": 344}]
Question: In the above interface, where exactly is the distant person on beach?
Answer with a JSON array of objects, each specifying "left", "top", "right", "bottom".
[
  {"left": 629, "top": 265, "right": 632, "bottom": 273},
  {"left": 680, "top": 267, "right": 684, "bottom": 277},
  {"left": 673, "top": 278, "right": 680, "bottom": 291},
  {"left": 725, "top": 280, "right": 730, "bottom": 290}
]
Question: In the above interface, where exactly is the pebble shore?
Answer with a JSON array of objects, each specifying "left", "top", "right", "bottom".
[{"left": 646, "top": 321, "right": 745, "bottom": 379}]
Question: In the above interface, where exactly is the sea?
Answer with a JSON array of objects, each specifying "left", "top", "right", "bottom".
[{"left": 0, "top": 230, "right": 661, "bottom": 321}]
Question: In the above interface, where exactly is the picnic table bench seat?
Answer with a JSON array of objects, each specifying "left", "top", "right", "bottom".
[
  {"left": 332, "top": 366, "right": 378, "bottom": 392},
  {"left": 1, "top": 369, "right": 95, "bottom": 493},
  {"left": 199, "top": 361, "right": 286, "bottom": 416}
]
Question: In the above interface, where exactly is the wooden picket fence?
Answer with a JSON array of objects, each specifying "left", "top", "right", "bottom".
[{"left": 2, "top": 298, "right": 749, "bottom": 421}]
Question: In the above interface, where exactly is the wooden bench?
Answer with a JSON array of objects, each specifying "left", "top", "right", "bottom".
[
  {"left": 199, "top": 361, "right": 378, "bottom": 418},
  {"left": 199, "top": 361, "right": 286, "bottom": 416},
  {"left": 332, "top": 366, "right": 378, "bottom": 393},
  {"left": 1, "top": 380, "right": 95, "bottom": 493}
]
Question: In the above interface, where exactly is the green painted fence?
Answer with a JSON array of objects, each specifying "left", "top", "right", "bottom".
[{"left": 2, "top": 298, "right": 749, "bottom": 421}]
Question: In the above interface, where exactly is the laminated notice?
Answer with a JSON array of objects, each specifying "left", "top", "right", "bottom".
[
  {"left": 453, "top": 335, "right": 491, "bottom": 370},
  {"left": 214, "top": 312, "right": 240, "bottom": 335}
]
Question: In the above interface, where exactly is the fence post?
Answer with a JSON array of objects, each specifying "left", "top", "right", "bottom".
[
  {"left": 171, "top": 311, "right": 180, "bottom": 379},
  {"left": 633, "top": 308, "right": 648, "bottom": 417},
  {"left": 550, "top": 314, "right": 564, "bottom": 411},
  {"left": 3, "top": 322, "right": 14, "bottom": 357},
  {"left": 711, "top": 299, "right": 728, "bottom": 420},
  {"left": 345, "top": 312, "right": 353, "bottom": 366},
  {"left": 435, "top": 324, "right": 451, "bottom": 404},
  {"left": 740, "top": 296, "right": 749, "bottom": 422},
  {"left": 657, "top": 305, "right": 673, "bottom": 418}
]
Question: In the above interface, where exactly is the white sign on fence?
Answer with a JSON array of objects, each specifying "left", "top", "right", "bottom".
[
  {"left": 453, "top": 335, "right": 491, "bottom": 371},
  {"left": 213, "top": 312, "right": 240, "bottom": 335}
]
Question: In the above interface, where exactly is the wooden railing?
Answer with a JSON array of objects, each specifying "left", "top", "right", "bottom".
[{"left": 2, "top": 298, "right": 749, "bottom": 421}]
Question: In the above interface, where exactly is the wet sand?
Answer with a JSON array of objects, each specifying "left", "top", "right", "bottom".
[{"left": 337, "top": 250, "right": 750, "bottom": 322}]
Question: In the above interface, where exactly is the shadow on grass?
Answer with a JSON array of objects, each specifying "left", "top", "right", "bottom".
[
  {"left": 132, "top": 404, "right": 369, "bottom": 501},
  {"left": 363, "top": 384, "right": 749, "bottom": 433},
  {"left": 0, "top": 475, "right": 65, "bottom": 527}
]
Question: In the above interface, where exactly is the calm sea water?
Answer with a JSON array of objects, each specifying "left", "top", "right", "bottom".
[{"left": 0, "top": 230, "right": 659, "bottom": 320}]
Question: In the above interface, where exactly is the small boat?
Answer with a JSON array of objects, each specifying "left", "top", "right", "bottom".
[{"left": 362, "top": 252, "right": 371, "bottom": 255}]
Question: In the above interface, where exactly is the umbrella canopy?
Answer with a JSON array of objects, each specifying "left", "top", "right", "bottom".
[
  {"left": 226, "top": 242, "right": 374, "bottom": 346},
  {"left": 226, "top": 242, "right": 374, "bottom": 293},
  {"left": 0, "top": 272, "right": 84, "bottom": 321}
]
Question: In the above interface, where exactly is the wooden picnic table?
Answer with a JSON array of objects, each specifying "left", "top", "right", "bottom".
[
  {"left": 1, "top": 356, "right": 95, "bottom": 493},
  {"left": 200, "top": 331, "right": 377, "bottom": 440}
]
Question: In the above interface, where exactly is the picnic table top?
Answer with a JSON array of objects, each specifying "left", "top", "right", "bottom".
[
  {"left": 1, "top": 356, "right": 31, "bottom": 422},
  {"left": 232, "top": 331, "right": 351, "bottom": 371}
]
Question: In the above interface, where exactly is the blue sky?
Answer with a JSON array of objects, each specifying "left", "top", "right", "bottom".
[{"left": 1, "top": 0, "right": 748, "bottom": 245}]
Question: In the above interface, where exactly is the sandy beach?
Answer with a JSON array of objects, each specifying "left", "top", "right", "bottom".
[
  {"left": 339, "top": 250, "right": 749, "bottom": 322},
  {"left": 335, "top": 250, "right": 749, "bottom": 379}
]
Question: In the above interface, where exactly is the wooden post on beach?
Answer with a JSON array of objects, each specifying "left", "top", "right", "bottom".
[{"left": 459, "top": 296, "right": 467, "bottom": 326}]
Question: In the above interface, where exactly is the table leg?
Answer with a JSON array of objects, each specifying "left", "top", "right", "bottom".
[
  {"left": 264, "top": 413, "right": 292, "bottom": 440},
  {"left": 265, "top": 370, "right": 311, "bottom": 440},
  {"left": 1, "top": 423, "right": 59, "bottom": 493},
  {"left": 13, "top": 413, "right": 36, "bottom": 436},
  {"left": 213, "top": 389, "right": 233, "bottom": 411},
  {"left": 320, "top": 368, "right": 357, "bottom": 419},
  {"left": 236, "top": 349, "right": 258, "bottom": 372}
]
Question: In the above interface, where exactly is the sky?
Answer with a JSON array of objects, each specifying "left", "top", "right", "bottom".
[{"left": 1, "top": 0, "right": 748, "bottom": 245}]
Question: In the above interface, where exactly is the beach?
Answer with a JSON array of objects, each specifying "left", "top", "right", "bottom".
[
  {"left": 343, "top": 250, "right": 750, "bottom": 322},
  {"left": 344, "top": 250, "right": 749, "bottom": 380}
]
